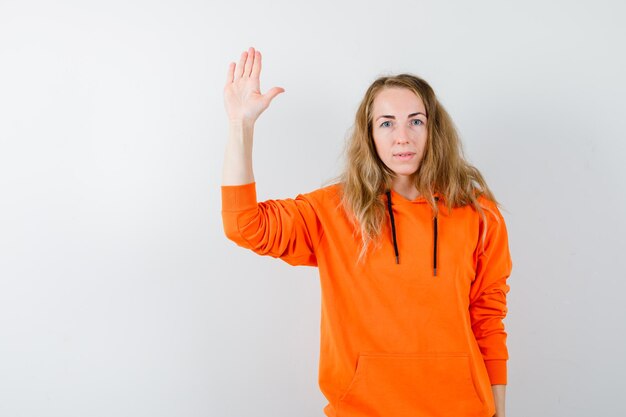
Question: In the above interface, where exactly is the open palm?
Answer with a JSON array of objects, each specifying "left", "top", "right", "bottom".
[{"left": 223, "top": 47, "right": 284, "bottom": 123}]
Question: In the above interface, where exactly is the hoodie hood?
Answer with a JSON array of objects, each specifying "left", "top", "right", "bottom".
[{"left": 385, "top": 189, "right": 441, "bottom": 276}]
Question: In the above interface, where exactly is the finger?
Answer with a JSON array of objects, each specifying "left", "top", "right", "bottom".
[
  {"left": 243, "top": 46, "right": 255, "bottom": 77},
  {"left": 235, "top": 50, "right": 247, "bottom": 79},
  {"left": 251, "top": 50, "right": 261, "bottom": 78},
  {"left": 226, "top": 62, "right": 235, "bottom": 84},
  {"left": 264, "top": 86, "right": 285, "bottom": 104}
]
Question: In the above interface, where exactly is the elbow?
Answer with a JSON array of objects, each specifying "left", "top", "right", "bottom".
[
  {"left": 221, "top": 210, "right": 266, "bottom": 253},
  {"left": 222, "top": 212, "right": 245, "bottom": 245},
  {"left": 222, "top": 220, "right": 243, "bottom": 245},
  {"left": 222, "top": 212, "right": 262, "bottom": 253}
]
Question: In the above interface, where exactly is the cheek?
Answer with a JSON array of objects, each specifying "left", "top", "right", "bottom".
[
  {"left": 417, "top": 134, "right": 428, "bottom": 151},
  {"left": 372, "top": 137, "right": 387, "bottom": 157}
]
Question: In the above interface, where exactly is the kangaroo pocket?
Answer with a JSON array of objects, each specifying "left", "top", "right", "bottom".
[{"left": 337, "top": 352, "right": 486, "bottom": 417}]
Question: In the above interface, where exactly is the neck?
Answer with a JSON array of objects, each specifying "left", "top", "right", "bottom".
[{"left": 392, "top": 177, "right": 420, "bottom": 201}]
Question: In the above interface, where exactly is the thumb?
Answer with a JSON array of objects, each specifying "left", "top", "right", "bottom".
[{"left": 264, "top": 87, "right": 285, "bottom": 104}]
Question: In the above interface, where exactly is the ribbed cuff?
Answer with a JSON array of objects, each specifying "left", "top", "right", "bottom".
[
  {"left": 484, "top": 359, "right": 507, "bottom": 385},
  {"left": 221, "top": 182, "right": 257, "bottom": 212}
]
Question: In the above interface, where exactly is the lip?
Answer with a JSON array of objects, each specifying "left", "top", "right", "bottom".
[{"left": 393, "top": 152, "right": 416, "bottom": 160}]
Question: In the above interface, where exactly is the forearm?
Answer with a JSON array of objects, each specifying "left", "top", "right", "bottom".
[
  {"left": 222, "top": 119, "right": 255, "bottom": 185},
  {"left": 491, "top": 384, "right": 506, "bottom": 417}
]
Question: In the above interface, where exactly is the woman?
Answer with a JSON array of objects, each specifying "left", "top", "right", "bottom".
[{"left": 222, "top": 46, "right": 512, "bottom": 417}]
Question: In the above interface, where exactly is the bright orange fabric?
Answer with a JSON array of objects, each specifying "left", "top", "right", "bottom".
[{"left": 221, "top": 182, "right": 512, "bottom": 417}]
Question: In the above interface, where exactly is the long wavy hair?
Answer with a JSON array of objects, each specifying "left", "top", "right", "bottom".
[{"left": 332, "top": 73, "right": 501, "bottom": 264}]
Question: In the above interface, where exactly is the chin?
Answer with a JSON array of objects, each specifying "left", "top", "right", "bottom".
[{"left": 393, "top": 167, "right": 419, "bottom": 176}]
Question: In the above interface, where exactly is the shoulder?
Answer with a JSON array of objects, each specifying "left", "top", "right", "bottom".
[
  {"left": 298, "top": 182, "right": 343, "bottom": 202},
  {"left": 474, "top": 194, "right": 507, "bottom": 225},
  {"left": 476, "top": 194, "right": 498, "bottom": 210},
  {"left": 292, "top": 182, "right": 345, "bottom": 218},
  {"left": 477, "top": 195, "right": 507, "bottom": 240}
]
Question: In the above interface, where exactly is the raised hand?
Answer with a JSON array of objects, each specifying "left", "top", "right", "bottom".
[{"left": 223, "top": 47, "right": 285, "bottom": 123}]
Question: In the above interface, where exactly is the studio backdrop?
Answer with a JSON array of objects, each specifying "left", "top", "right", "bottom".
[{"left": 1, "top": 0, "right": 624, "bottom": 416}]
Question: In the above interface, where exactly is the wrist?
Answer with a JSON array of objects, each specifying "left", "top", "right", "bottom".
[{"left": 228, "top": 118, "right": 255, "bottom": 128}]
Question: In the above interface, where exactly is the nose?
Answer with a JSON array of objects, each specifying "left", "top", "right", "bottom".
[{"left": 394, "top": 124, "right": 410, "bottom": 144}]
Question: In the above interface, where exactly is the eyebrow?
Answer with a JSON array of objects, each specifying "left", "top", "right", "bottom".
[{"left": 376, "top": 112, "right": 427, "bottom": 121}]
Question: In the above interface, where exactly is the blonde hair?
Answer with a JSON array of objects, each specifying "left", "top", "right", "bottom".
[{"left": 330, "top": 73, "right": 501, "bottom": 264}]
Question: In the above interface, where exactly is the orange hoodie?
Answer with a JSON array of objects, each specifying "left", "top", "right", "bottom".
[{"left": 221, "top": 181, "right": 512, "bottom": 417}]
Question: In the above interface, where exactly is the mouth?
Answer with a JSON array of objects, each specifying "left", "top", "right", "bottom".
[{"left": 393, "top": 152, "right": 416, "bottom": 160}]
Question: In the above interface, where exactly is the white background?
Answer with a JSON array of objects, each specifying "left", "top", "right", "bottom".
[{"left": 1, "top": 0, "right": 625, "bottom": 416}]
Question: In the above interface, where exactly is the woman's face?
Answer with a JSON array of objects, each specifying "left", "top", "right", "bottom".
[{"left": 371, "top": 87, "right": 428, "bottom": 182}]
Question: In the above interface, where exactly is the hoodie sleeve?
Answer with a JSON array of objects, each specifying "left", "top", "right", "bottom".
[
  {"left": 468, "top": 198, "right": 513, "bottom": 385},
  {"left": 221, "top": 182, "right": 322, "bottom": 267}
]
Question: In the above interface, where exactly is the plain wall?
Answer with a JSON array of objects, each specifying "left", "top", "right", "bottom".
[{"left": 1, "top": 0, "right": 625, "bottom": 416}]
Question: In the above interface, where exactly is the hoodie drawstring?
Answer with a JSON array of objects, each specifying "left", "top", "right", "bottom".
[
  {"left": 385, "top": 191, "right": 439, "bottom": 277},
  {"left": 385, "top": 191, "right": 400, "bottom": 264},
  {"left": 433, "top": 203, "right": 438, "bottom": 277}
]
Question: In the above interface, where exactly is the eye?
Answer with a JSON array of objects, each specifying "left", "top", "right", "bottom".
[
  {"left": 411, "top": 119, "right": 424, "bottom": 126},
  {"left": 380, "top": 121, "right": 392, "bottom": 128}
]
